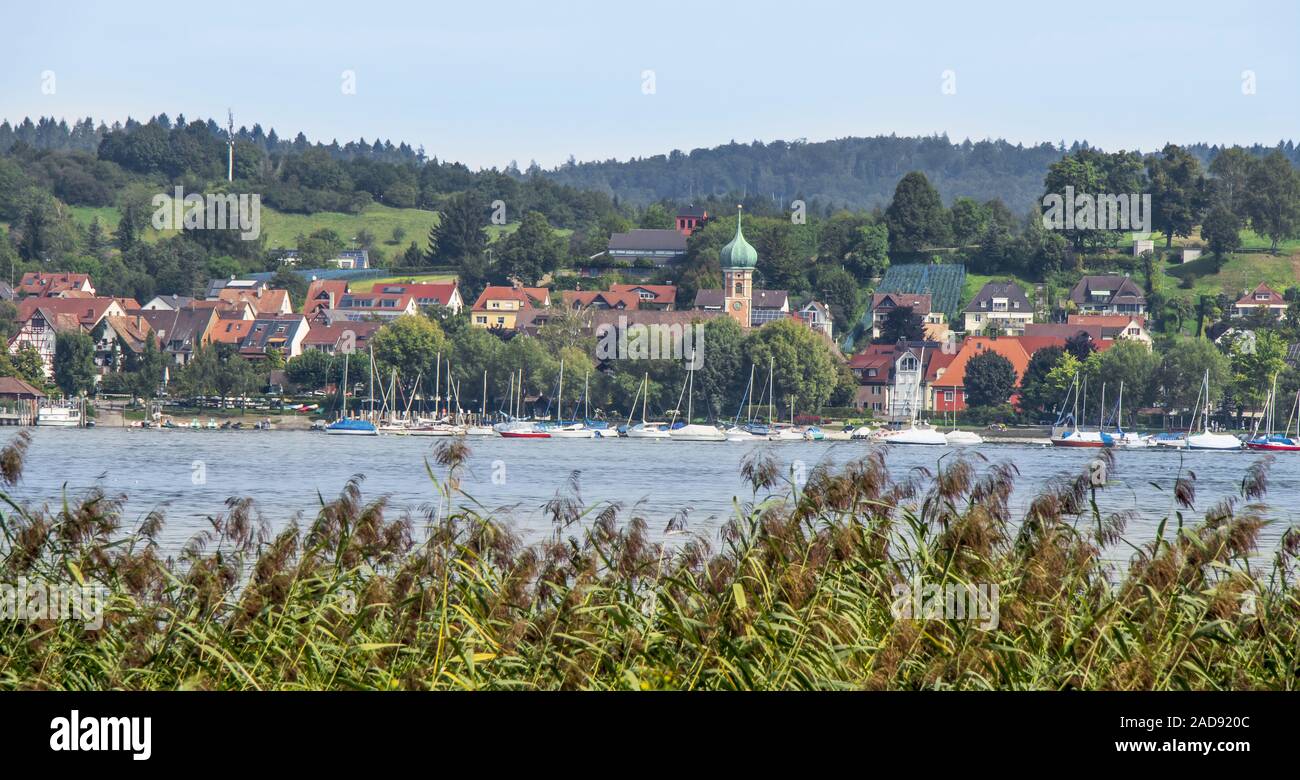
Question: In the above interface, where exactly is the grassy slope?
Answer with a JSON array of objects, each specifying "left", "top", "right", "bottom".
[{"left": 65, "top": 203, "right": 542, "bottom": 250}]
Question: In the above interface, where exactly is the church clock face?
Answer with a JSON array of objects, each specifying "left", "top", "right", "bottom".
[{"left": 732, "top": 301, "right": 743, "bottom": 311}]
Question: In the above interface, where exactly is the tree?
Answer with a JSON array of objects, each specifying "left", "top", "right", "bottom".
[
  {"left": 1244, "top": 151, "right": 1300, "bottom": 253},
  {"left": 1064, "top": 331, "right": 1096, "bottom": 361},
  {"left": 1146, "top": 143, "right": 1208, "bottom": 248},
  {"left": 1200, "top": 206, "right": 1241, "bottom": 260},
  {"left": 1096, "top": 340, "right": 1160, "bottom": 411},
  {"left": 370, "top": 315, "right": 448, "bottom": 394},
  {"left": 809, "top": 265, "right": 861, "bottom": 327},
  {"left": 1157, "top": 337, "right": 1230, "bottom": 413},
  {"left": 1229, "top": 329, "right": 1287, "bottom": 413},
  {"left": 949, "top": 197, "right": 989, "bottom": 247},
  {"left": 53, "top": 331, "right": 96, "bottom": 397},
  {"left": 1017, "top": 346, "right": 1065, "bottom": 418},
  {"left": 744, "top": 318, "right": 839, "bottom": 416},
  {"left": 286, "top": 349, "right": 332, "bottom": 392},
  {"left": 426, "top": 193, "right": 488, "bottom": 263},
  {"left": 694, "top": 316, "right": 745, "bottom": 420},
  {"left": 885, "top": 172, "right": 950, "bottom": 254},
  {"left": 496, "top": 211, "right": 565, "bottom": 285},
  {"left": 876, "top": 306, "right": 923, "bottom": 344},
  {"left": 270, "top": 269, "right": 309, "bottom": 310},
  {"left": 297, "top": 228, "right": 345, "bottom": 266},
  {"left": 128, "top": 337, "right": 165, "bottom": 401},
  {"left": 1208, "top": 146, "right": 1254, "bottom": 217},
  {"left": 964, "top": 350, "right": 1017, "bottom": 408}
]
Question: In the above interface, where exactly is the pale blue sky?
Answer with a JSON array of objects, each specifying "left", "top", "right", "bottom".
[{"left": 2, "top": 0, "right": 1296, "bottom": 169}]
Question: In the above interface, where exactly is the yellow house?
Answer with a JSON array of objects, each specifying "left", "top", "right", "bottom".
[{"left": 470, "top": 286, "right": 550, "bottom": 330}]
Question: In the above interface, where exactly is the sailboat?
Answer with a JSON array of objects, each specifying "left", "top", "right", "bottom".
[
  {"left": 1246, "top": 374, "right": 1299, "bottom": 451},
  {"left": 669, "top": 366, "right": 724, "bottom": 441},
  {"left": 626, "top": 372, "right": 670, "bottom": 439},
  {"left": 763, "top": 358, "right": 803, "bottom": 441},
  {"left": 1107, "top": 381, "right": 1151, "bottom": 448},
  {"left": 943, "top": 408, "right": 983, "bottom": 445},
  {"left": 1185, "top": 369, "right": 1242, "bottom": 450},
  {"left": 873, "top": 346, "right": 946, "bottom": 445},
  {"left": 1050, "top": 374, "right": 1109, "bottom": 447},
  {"left": 724, "top": 365, "right": 760, "bottom": 441},
  {"left": 464, "top": 371, "right": 496, "bottom": 436},
  {"left": 326, "top": 347, "right": 378, "bottom": 435},
  {"left": 497, "top": 368, "right": 549, "bottom": 438},
  {"left": 547, "top": 361, "right": 596, "bottom": 439}
]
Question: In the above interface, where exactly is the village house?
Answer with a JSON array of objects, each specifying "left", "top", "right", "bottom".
[
  {"left": 17, "top": 272, "right": 95, "bottom": 298},
  {"left": 205, "top": 277, "right": 269, "bottom": 300},
  {"left": 470, "top": 286, "right": 550, "bottom": 330},
  {"left": 847, "top": 340, "right": 947, "bottom": 419},
  {"left": 796, "top": 301, "right": 834, "bottom": 340},
  {"left": 240, "top": 315, "right": 310, "bottom": 359},
  {"left": 302, "top": 321, "right": 383, "bottom": 355},
  {"left": 8, "top": 306, "right": 82, "bottom": 378},
  {"left": 1233, "top": 283, "right": 1287, "bottom": 320},
  {"left": 276, "top": 248, "right": 370, "bottom": 270},
  {"left": 561, "top": 290, "right": 642, "bottom": 311},
  {"left": 141, "top": 294, "right": 195, "bottom": 311},
  {"left": 1068, "top": 275, "right": 1147, "bottom": 316},
  {"left": 609, "top": 284, "right": 677, "bottom": 310},
  {"left": 138, "top": 307, "right": 220, "bottom": 373},
  {"left": 1066, "top": 314, "right": 1152, "bottom": 346},
  {"left": 963, "top": 282, "right": 1033, "bottom": 335},
  {"left": 305, "top": 279, "right": 350, "bottom": 318},
  {"left": 371, "top": 282, "right": 463, "bottom": 314},
  {"left": 217, "top": 286, "right": 293, "bottom": 316},
  {"left": 90, "top": 314, "right": 154, "bottom": 375},
  {"left": 868, "top": 292, "right": 945, "bottom": 339},
  {"left": 330, "top": 290, "right": 419, "bottom": 321}
]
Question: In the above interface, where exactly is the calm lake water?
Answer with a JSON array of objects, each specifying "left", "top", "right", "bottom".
[{"left": 7, "top": 428, "right": 1299, "bottom": 558}]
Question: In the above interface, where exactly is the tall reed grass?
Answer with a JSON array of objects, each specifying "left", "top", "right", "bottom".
[{"left": 1, "top": 431, "right": 1296, "bottom": 690}]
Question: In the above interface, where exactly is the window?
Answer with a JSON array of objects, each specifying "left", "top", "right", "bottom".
[
  {"left": 734, "top": 281, "right": 744, "bottom": 295},
  {"left": 944, "top": 390, "right": 954, "bottom": 402},
  {"left": 495, "top": 317, "right": 505, "bottom": 325},
  {"left": 475, "top": 316, "right": 487, "bottom": 324},
  {"left": 900, "top": 356, "right": 918, "bottom": 372}
]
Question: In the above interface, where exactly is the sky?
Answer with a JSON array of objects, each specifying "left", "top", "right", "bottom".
[{"left": 2, "top": 0, "right": 1296, "bottom": 169}]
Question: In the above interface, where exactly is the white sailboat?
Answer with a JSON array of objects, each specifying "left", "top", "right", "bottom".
[
  {"left": 872, "top": 346, "right": 946, "bottom": 445},
  {"left": 1186, "top": 369, "right": 1242, "bottom": 450},
  {"left": 464, "top": 371, "right": 496, "bottom": 436},
  {"left": 626, "top": 372, "right": 670, "bottom": 439},
  {"left": 669, "top": 366, "right": 724, "bottom": 441},
  {"left": 548, "top": 361, "right": 595, "bottom": 438}
]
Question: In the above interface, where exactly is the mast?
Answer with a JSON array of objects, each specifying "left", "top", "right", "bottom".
[
  {"left": 747, "top": 364, "right": 755, "bottom": 423},
  {"left": 557, "top": 359, "right": 564, "bottom": 423},
  {"left": 583, "top": 371, "right": 590, "bottom": 421},
  {"left": 482, "top": 370, "right": 488, "bottom": 423},
  {"left": 340, "top": 351, "right": 349, "bottom": 419},
  {"left": 642, "top": 373, "right": 650, "bottom": 425},
  {"left": 768, "top": 356, "right": 775, "bottom": 426},
  {"left": 367, "top": 343, "right": 375, "bottom": 423}
]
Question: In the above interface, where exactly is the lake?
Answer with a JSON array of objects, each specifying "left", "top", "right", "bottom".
[{"left": 6, "top": 428, "right": 1297, "bottom": 559}]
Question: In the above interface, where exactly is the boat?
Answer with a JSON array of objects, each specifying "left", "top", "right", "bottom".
[
  {"left": 874, "top": 422, "right": 948, "bottom": 445},
  {"left": 1050, "top": 374, "right": 1110, "bottom": 447},
  {"left": 942, "top": 409, "right": 983, "bottom": 445},
  {"left": 822, "top": 427, "right": 853, "bottom": 441},
  {"left": 945, "top": 429, "right": 983, "bottom": 445},
  {"left": 36, "top": 402, "right": 82, "bottom": 427},
  {"left": 850, "top": 426, "right": 874, "bottom": 440},
  {"left": 1185, "top": 370, "right": 1241, "bottom": 451},
  {"left": 668, "top": 366, "right": 724, "bottom": 441},
  {"left": 545, "top": 363, "right": 596, "bottom": 438},
  {"left": 872, "top": 346, "right": 947, "bottom": 445},
  {"left": 326, "top": 349, "right": 377, "bottom": 436},
  {"left": 1246, "top": 375, "right": 1300, "bottom": 451}
]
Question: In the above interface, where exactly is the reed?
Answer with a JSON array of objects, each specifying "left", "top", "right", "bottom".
[{"left": 1, "top": 431, "right": 1296, "bottom": 690}]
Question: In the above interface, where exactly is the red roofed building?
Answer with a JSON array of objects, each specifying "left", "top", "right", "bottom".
[
  {"left": 368, "top": 282, "right": 463, "bottom": 313},
  {"left": 1233, "top": 283, "right": 1287, "bottom": 320},
  {"left": 609, "top": 283, "right": 677, "bottom": 310},
  {"left": 18, "top": 272, "right": 95, "bottom": 298},
  {"left": 930, "top": 337, "right": 1032, "bottom": 413},
  {"left": 470, "top": 286, "right": 550, "bottom": 330},
  {"left": 303, "top": 321, "right": 383, "bottom": 355},
  {"left": 561, "top": 290, "right": 642, "bottom": 311},
  {"left": 305, "top": 279, "right": 350, "bottom": 317}
]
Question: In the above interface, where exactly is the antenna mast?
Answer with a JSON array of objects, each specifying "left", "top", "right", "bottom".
[{"left": 226, "top": 109, "right": 235, "bottom": 181}]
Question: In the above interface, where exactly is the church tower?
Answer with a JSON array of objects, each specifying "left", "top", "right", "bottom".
[{"left": 720, "top": 206, "right": 758, "bottom": 328}]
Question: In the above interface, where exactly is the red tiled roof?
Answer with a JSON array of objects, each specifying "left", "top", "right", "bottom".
[{"left": 1235, "top": 282, "right": 1285, "bottom": 308}]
